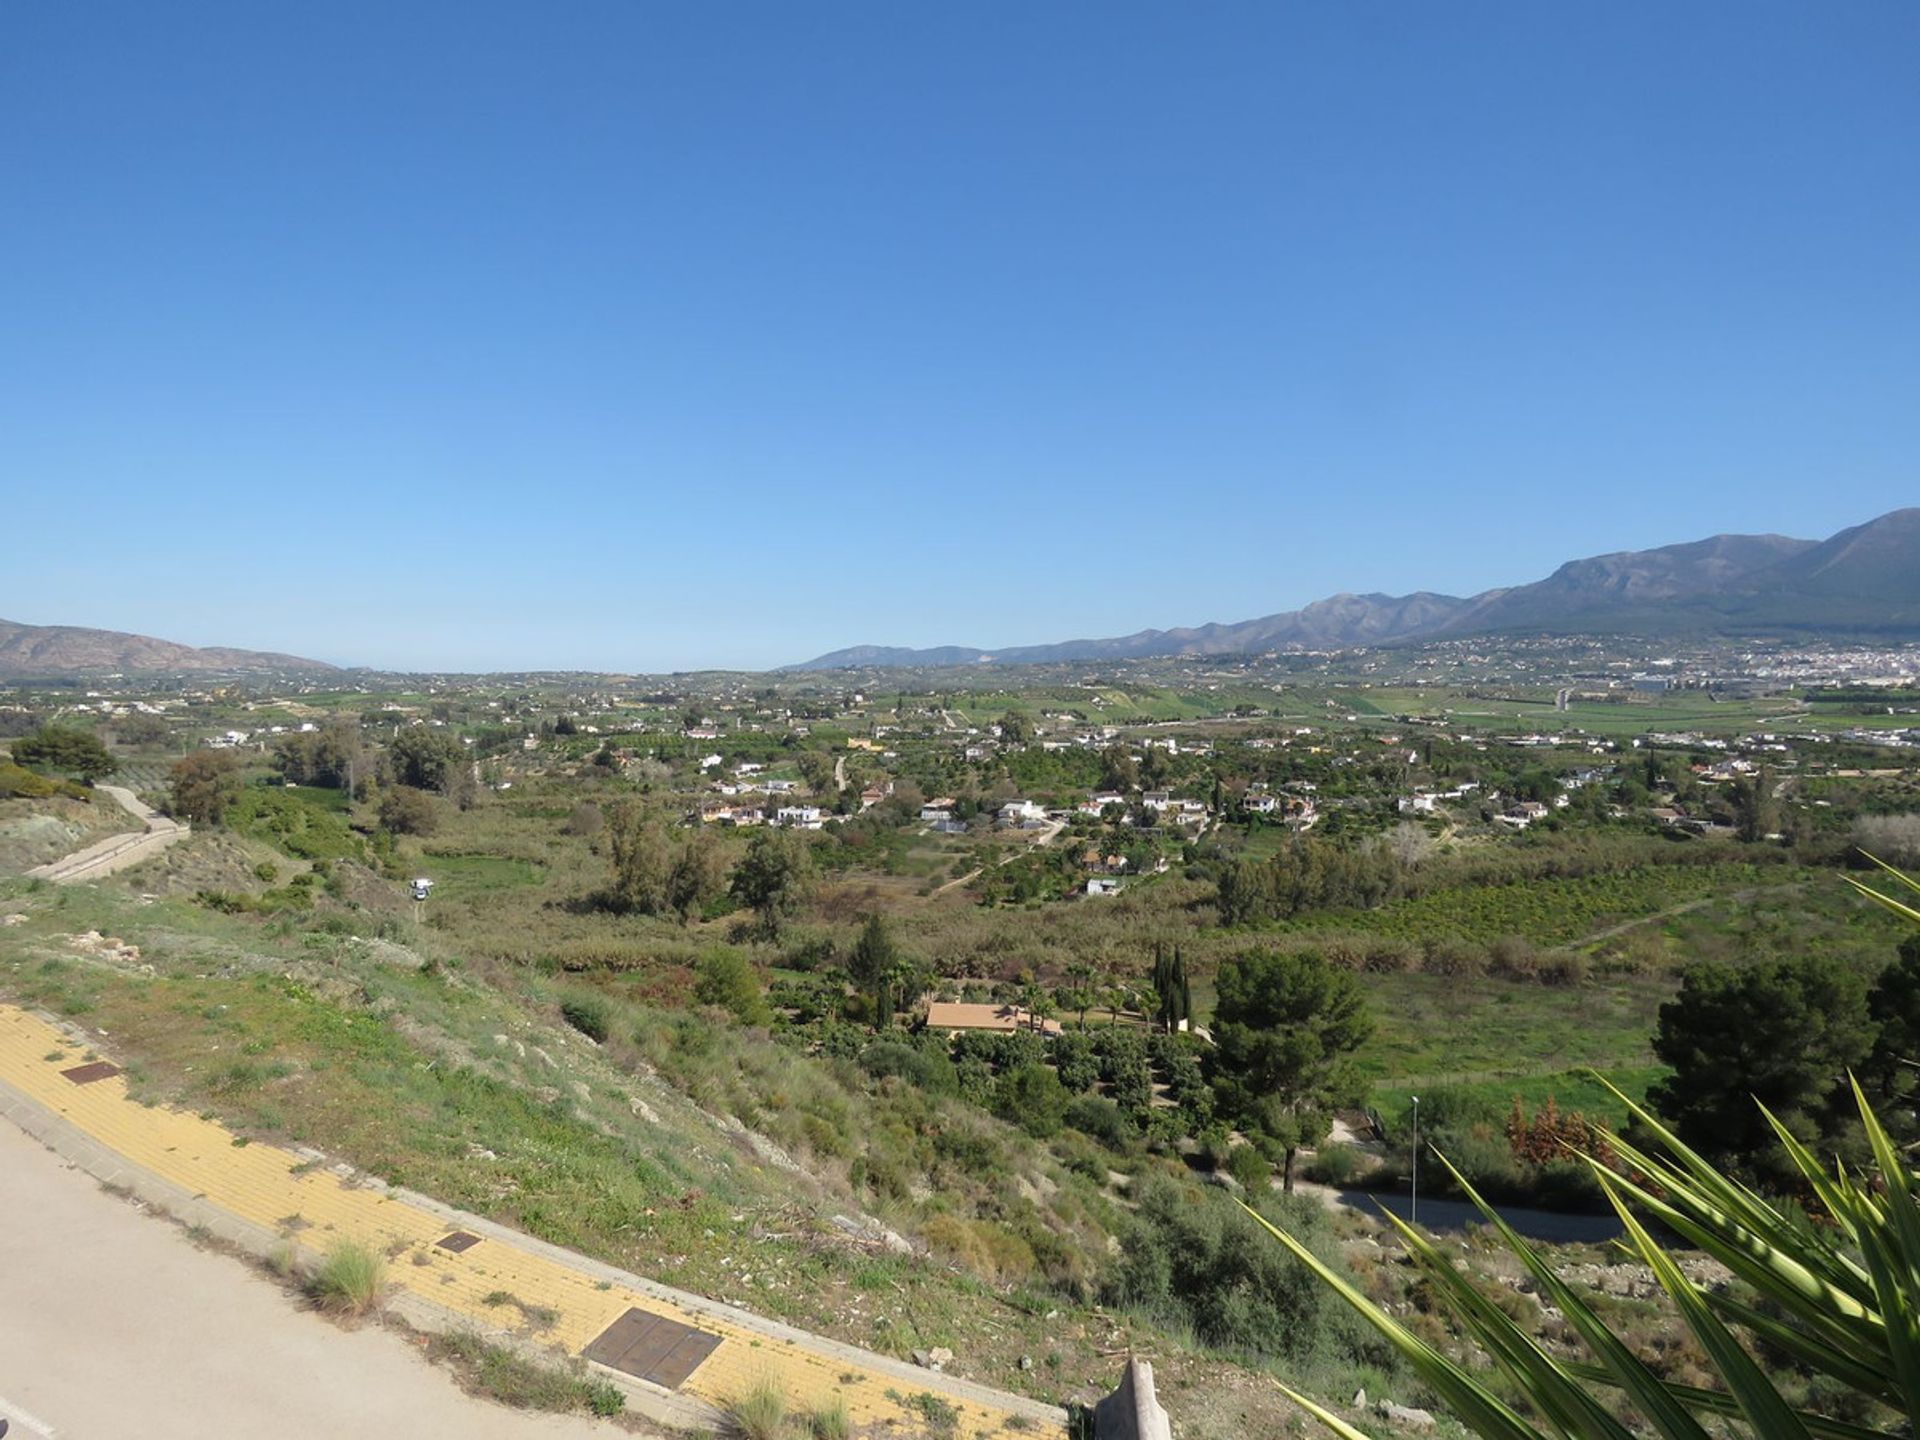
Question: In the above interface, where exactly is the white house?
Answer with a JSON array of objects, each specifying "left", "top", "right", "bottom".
[
  {"left": 997, "top": 799, "right": 1047, "bottom": 826},
  {"left": 1086, "top": 877, "right": 1123, "bottom": 897},
  {"left": 775, "top": 806, "right": 824, "bottom": 829}
]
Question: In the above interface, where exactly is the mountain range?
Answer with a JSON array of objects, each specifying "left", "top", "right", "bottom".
[
  {"left": 793, "top": 508, "right": 1920, "bottom": 669},
  {"left": 0, "top": 619, "right": 336, "bottom": 678}
]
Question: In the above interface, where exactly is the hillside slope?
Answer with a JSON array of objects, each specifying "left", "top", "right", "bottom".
[{"left": 0, "top": 619, "right": 337, "bottom": 677}]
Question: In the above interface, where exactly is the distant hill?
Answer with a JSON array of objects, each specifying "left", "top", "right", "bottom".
[
  {"left": 793, "top": 508, "right": 1920, "bottom": 669},
  {"left": 0, "top": 619, "right": 338, "bottom": 677}
]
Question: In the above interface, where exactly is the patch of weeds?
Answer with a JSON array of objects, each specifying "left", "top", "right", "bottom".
[
  {"left": 908, "top": 1392, "right": 960, "bottom": 1436},
  {"left": 43, "top": 1050, "right": 66, "bottom": 1062},
  {"left": 481, "top": 1289, "right": 558, "bottom": 1330},
  {"left": 809, "top": 1395, "right": 851, "bottom": 1440},
  {"left": 428, "top": 1330, "right": 624, "bottom": 1417},
  {"left": 267, "top": 1240, "right": 301, "bottom": 1280},
  {"left": 307, "top": 1237, "right": 386, "bottom": 1317},
  {"left": 727, "top": 1378, "right": 788, "bottom": 1440}
]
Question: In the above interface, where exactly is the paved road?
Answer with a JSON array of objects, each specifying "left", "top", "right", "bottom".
[
  {"left": 0, "top": 1120, "right": 624, "bottom": 1440},
  {"left": 24, "top": 785, "right": 186, "bottom": 884},
  {"left": 1323, "top": 1184, "right": 1625, "bottom": 1244}
]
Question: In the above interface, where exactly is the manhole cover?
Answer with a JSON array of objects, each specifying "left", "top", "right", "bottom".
[
  {"left": 435, "top": 1231, "right": 482, "bottom": 1253},
  {"left": 61, "top": 1061, "right": 121, "bottom": 1085},
  {"left": 583, "top": 1308, "right": 722, "bottom": 1390}
]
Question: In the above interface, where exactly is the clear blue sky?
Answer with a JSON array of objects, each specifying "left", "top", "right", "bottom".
[{"left": 3, "top": 4, "right": 1915, "bottom": 671}]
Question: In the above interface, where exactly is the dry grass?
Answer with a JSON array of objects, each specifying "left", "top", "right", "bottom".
[{"left": 307, "top": 1237, "right": 386, "bottom": 1316}]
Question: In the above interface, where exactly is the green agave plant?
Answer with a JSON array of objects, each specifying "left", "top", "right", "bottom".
[{"left": 1248, "top": 860, "right": 1920, "bottom": 1440}]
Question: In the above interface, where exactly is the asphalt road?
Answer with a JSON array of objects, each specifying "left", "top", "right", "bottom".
[
  {"left": 1328, "top": 1186, "right": 1625, "bottom": 1244},
  {"left": 0, "top": 1120, "right": 624, "bottom": 1440}
]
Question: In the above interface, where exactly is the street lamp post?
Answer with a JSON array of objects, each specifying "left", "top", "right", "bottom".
[{"left": 1410, "top": 1095, "right": 1420, "bottom": 1226}]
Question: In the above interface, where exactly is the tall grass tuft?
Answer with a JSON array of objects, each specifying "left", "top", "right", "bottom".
[
  {"left": 726, "top": 1378, "right": 788, "bottom": 1440},
  {"left": 307, "top": 1237, "right": 387, "bottom": 1316},
  {"left": 808, "top": 1395, "right": 851, "bottom": 1440}
]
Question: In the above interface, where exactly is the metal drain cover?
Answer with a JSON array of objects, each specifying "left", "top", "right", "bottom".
[
  {"left": 435, "top": 1231, "right": 482, "bottom": 1253},
  {"left": 61, "top": 1061, "right": 121, "bottom": 1085},
  {"left": 582, "top": 1308, "right": 722, "bottom": 1390}
]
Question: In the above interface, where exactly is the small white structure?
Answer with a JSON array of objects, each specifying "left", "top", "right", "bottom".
[
  {"left": 775, "top": 806, "right": 823, "bottom": 829},
  {"left": 410, "top": 878, "right": 434, "bottom": 902},
  {"left": 1086, "top": 877, "right": 1123, "bottom": 897}
]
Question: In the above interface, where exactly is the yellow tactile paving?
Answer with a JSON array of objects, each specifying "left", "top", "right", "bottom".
[{"left": 0, "top": 1006, "right": 1061, "bottom": 1436}]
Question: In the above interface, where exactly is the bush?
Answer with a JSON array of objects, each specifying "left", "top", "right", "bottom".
[
  {"left": 378, "top": 784, "right": 439, "bottom": 836},
  {"left": 693, "top": 949, "right": 773, "bottom": 1026},
  {"left": 859, "top": 1039, "right": 957, "bottom": 1095},
  {"left": 994, "top": 1062, "right": 1069, "bottom": 1138},
  {"left": 1304, "top": 1142, "right": 1362, "bottom": 1186},
  {"left": 1109, "top": 1177, "right": 1395, "bottom": 1371},
  {"left": 559, "top": 994, "right": 612, "bottom": 1043},
  {"left": 1064, "top": 1094, "right": 1135, "bottom": 1150},
  {"left": 1225, "top": 1143, "right": 1272, "bottom": 1191}
]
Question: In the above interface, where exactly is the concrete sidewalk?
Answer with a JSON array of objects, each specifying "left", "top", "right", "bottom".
[{"left": 0, "top": 1004, "right": 1066, "bottom": 1437}]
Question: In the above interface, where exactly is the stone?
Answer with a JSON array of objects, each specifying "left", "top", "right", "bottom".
[{"left": 1377, "top": 1400, "right": 1436, "bottom": 1429}]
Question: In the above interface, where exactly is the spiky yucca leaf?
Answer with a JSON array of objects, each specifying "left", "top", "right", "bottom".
[{"left": 1258, "top": 1078, "right": 1916, "bottom": 1440}]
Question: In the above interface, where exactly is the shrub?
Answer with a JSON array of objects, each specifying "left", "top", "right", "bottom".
[
  {"left": 307, "top": 1238, "right": 386, "bottom": 1316},
  {"left": 693, "top": 949, "right": 773, "bottom": 1026},
  {"left": 859, "top": 1039, "right": 957, "bottom": 1095},
  {"left": 559, "top": 994, "right": 612, "bottom": 1043},
  {"left": 378, "top": 784, "right": 440, "bottom": 836},
  {"left": 994, "top": 1062, "right": 1069, "bottom": 1138},
  {"left": 1108, "top": 1176, "right": 1395, "bottom": 1372},
  {"left": 726, "top": 1378, "right": 787, "bottom": 1440},
  {"left": 1225, "top": 1143, "right": 1272, "bottom": 1191},
  {"left": 0, "top": 761, "right": 58, "bottom": 798},
  {"left": 1304, "top": 1141, "right": 1362, "bottom": 1186},
  {"left": 808, "top": 1396, "right": 851, "bottom": 1440},
  {"left": 1064, "top": 1094, "right": 1134, "bottom": 1150}
]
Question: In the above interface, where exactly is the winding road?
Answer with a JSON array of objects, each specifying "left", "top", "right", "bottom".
[{"left": 24, "top": 786, "right": 186, "bottom": 884}]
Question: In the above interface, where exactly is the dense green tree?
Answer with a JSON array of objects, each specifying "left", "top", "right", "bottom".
[
  {"left": 729, "top": 827, "right": 815, "bottom": 940},
  {"left": 1730, "top": 764, "right": 1778, "bottom": 843},
  {"left": 666, "top": 828, "right": 728, "bottom": 922},
  {"left": 994, "top": 1061, "right": 1070, "bottom": 1137},
  {"left": 377, "top": 784, "right": 438, "bottom": 836},
  {"left": 693, "top": 949, "right": 772, "bottom": 1026},
  {"left": 603, "top": 802, "right": 671, "bottom": 914},
  {"left": 168, "top": 751, "right": 242, "bottom": 825},
  {"left": 13, "top": 725, "right": 117, "bottom": 783},
  {"left": 1207, "top": 950, "right": 1373, "bottom": 1191},
  {"left": 996, "top": 709, "right": 1036, "bottom": 745},
  {"left": 1651, "top": 952, "right": 1876, "bottom": 1185},
  {"left": 274, "top": 719, "right": 365, "bottom": 790},
  {"left": 1151, "top": 943, "right": 1191, "bottom": 1032},
  {"left": 387, "top": 726, "right": 473, "bottom": 805},
  {"left": 1863, "top": 934, "right": 1920, "bottom": 1124},
  {"left": 1099, "top": 743, "right": 1139, "bottom": 793},
  {"left": 847, "top": 913, "right": 902, "bottom": 1025}
]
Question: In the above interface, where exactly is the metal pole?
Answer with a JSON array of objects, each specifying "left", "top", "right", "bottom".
[{"left": 1410, "top": 1095, "right": 1419, "bottom": 1226}]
